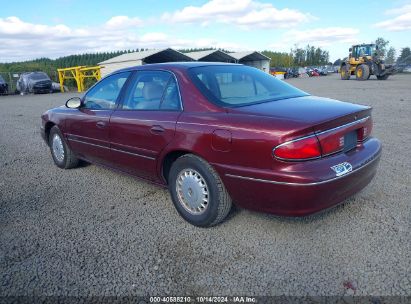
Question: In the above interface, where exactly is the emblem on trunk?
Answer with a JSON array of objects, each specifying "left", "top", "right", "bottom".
[{"left": 331, "top": 162, "right": 353, "bottom": 177}]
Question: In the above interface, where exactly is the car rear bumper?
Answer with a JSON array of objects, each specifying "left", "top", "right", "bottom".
[{"left": 216, "top": 138, "right": 382, "bottom": 216}]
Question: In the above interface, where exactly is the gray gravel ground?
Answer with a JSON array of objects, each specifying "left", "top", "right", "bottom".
[{"left": 0, "top": 73, "right": 410, "bottom": 297}]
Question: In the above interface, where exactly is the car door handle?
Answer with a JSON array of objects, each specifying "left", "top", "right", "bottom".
[
  {"left": 150, "top": 125, "right": 165, "bottom": 134},
  {"left": 96, "top": 121, "right": 107, "bottom": 128}
]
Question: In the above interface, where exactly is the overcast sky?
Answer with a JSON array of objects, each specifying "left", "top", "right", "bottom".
[{"left": 1, "top": 0, "right": 410, "bottom": 63}]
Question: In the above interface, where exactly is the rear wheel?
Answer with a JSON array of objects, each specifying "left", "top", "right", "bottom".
[
  {"left": 168, "top": 154, "right": 232, "bottom": 227},
  {"left": 49, "top": 126, "right": 79, "bottom": 169},
  {"left": 355, "top": 64, "right": 370, "bottom": 81},
  {"left": 377, "top": 74, "right": 389, "bottom": 80},
  {"left": 340, "top": 65, "right": 350, "bottom": 80}
]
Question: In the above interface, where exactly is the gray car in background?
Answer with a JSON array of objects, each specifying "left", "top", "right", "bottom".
[{"left": 16, "top": 72, "right": 52, "bottom": 95}]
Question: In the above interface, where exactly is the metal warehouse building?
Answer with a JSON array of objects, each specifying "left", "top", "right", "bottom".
[
  {"left": 98, "top": 48, "right": 192, "bottom": 77},
  {"left": 186, "top": 50, "right": 236, "bottom": 62},
  {"left": 99, "top": 48, "right": 270, "bottom": 77},
  {"left": 230, "top": 51, "right": 271, "bottom": 73}
]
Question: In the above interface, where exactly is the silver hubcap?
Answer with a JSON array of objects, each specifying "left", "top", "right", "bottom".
[
  {"left": 52, "top": 134, "right": 64, "bottom": 162},
  {"left": 176, "top": 169, "right": 209, "bottom": 215}
]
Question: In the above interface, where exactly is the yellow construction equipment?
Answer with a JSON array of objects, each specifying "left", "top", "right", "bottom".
[
  {"left": 340, "top": 44, "right": 396, "bottom": 81},
  {"left": 57, "top": 66, "right": 102, "bottom": 92}
]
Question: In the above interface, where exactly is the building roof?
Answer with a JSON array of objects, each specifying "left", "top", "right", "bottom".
[
  {"left": 98, "top": 48, "right": 193, "bottom": 65},
  {"left": 112, "top": 62, "right": 243, "bottom": 74},
  {"left": 186, "top": 50, "right": 236, "bottom": 62},
  {"left": 230, "top": 51, "right": 271, "bottom": 61}
]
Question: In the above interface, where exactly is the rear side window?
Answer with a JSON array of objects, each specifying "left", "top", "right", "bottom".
[
  {"left": 83, "top": 72, "right": 131, "bottom": 110},
  {"left": 122, "top": 71, "right": 181, "bottom": 111},
  {"left": 188, "top": 65, "right": 308, "bottom": 107}
]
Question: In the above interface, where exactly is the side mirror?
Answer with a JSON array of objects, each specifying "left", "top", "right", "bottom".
[
  {"left": 349, "top": 47, "right": 352, "bottom": 52},
  {"left": 65, "top": 97, "right": 82, "bottom": 109}
]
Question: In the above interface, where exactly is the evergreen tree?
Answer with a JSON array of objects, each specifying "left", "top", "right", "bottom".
[
  {"left": 385, "top": 47, "right": 396, "bottom": 64},
  {"left": 397, "top": 47, "right": 411, "bottom": 64},
  {"left": 375, "top": 37, "right": 390, "bottom": 58}
]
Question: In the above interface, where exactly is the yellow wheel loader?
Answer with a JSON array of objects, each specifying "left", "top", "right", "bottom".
[{"left": 340, "top": 44, "right": 396, "bottom": 81}]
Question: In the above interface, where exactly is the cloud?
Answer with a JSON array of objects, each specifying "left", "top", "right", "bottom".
[
  {"left": 161, "top": 0, "right": 315, "bottom": 29},
  {"left": 105, "top": 16, "right": 143, "bottom": 29},
  {"left": 374, "top": 4, "right": 411, "bottom": 31},
  {"left": 384, "top": 4, "right": 411, "bottom": 15},
  {"left": 140, "top": 32, "right": 168, "bottom": 43},
  {"left": 0, "top": 16, "right": 244, "bottom": 62},
  {"left": 280, "top": 27, "right": 360, "bottom": 47},
  {"left": 0, "top": 16, "right": 78, "bottom": 37}
]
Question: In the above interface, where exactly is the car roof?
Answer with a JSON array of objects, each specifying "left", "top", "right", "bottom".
[{"left": 115, "top": 61, "right": 242, "bottom": 73}]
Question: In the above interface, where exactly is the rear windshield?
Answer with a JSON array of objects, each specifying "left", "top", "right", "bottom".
[
  {"left": 30, "top": 72, "right": 50, "bottom": 80},
  {"left": 188, "top": 65, "right": 308, "bottom": 107},
  {"left": 0, "top": 75, "right": 5, "bottom": 83}
]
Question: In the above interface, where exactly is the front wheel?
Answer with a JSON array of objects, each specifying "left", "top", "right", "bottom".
[
  {"left": 355, "top": 64, "right": 370, "bottom": 81},
  {"left": 168, "top": 154, "right": 232, "bottom": 227},
  {"left": 49, "top": 126, "right": 79, "bottom": 169}
]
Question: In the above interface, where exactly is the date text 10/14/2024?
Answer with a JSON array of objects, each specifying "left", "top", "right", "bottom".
[{"left": 149, "top": 296, "right": 257, "bottom": 303}]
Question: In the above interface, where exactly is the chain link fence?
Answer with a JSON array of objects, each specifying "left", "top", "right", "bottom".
[{"left": 0, "top": 70, "right": 80, "bottom": 94}]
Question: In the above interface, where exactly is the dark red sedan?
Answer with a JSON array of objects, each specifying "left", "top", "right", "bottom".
[{"left": 41, "top": 63, "right": 381, "bottom": 227}]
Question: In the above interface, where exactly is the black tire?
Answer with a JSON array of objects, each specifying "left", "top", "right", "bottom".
[
  {"left": 377, "top": 75, "right": 389, "bottom": 80},
  {"left": 355, "top": 64, "right": 370, "bottom": 81},
  {"left": 168, "top": 154, "right": 232, "bottom": 227},
  {"left": 340, "top": 65, "right": 350, "bottom": 80},
  {"left": 49, "top": 126, "right": 79, "bottom": 169}
]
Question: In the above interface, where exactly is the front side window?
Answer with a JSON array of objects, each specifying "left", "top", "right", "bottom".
[
  {"left": 83, "top": 72, "right": 131, "bottom": 110},
  {"left": 188, "top": 65, "right": 308, "bottom": 107},
  {"left": 122, "top": 71, "right": 181, "bottom": 111}
]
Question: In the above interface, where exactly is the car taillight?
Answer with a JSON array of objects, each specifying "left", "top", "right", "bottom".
[
  {"left": 273, "top": 135, "right": 321, "bottom": 160},
  {"left": 358, "top": 117, "right": 373, "bottom": 141},
  {"left": 316, "top": 130, "right": 345, "bottom": 156},
  {"left": 274, "top": 117, "right": 373, "bottom": 161}
]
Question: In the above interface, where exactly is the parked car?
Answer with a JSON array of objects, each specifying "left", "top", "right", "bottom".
[
  {"left": 284, "top": 67, "right": 299, "bottom": 79},
  {"left": 41, "top": 63, "right": 382, "bottom": 227},
  {"left": 0, "top": 75, "right": 8, "bottom": 94},
  {"left": 51, "top": 82, "right": 68, "bottom": 93},
  {"left": 318, "top": 66, "right": 328, "bottom": 76},
  {"left": 326, "top": 65, "right": 335, "bottom": 73},
  {"left": 312, "top": 70, "right": 320, "bottom": 76},
  {"left": 307, "top": 68, "right": 320, "bottom": 77},
  {"left": 297, "top": 67, "right": 309, "bottom": 77},
  {"left": 16, "top": 72, "right": 52, "bottom": 94}
]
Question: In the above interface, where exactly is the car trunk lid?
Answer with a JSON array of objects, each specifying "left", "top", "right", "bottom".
[
  {"left": 228, "top": 95, "right": 371, "bottom": 132},
  {"left": 229, "top": 95, "right": 373, "bottom": 157}
]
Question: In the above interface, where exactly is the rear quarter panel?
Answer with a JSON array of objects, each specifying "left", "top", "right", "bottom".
[{"left": 159, "top": 111, "right": 315, "bottom": 178}]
